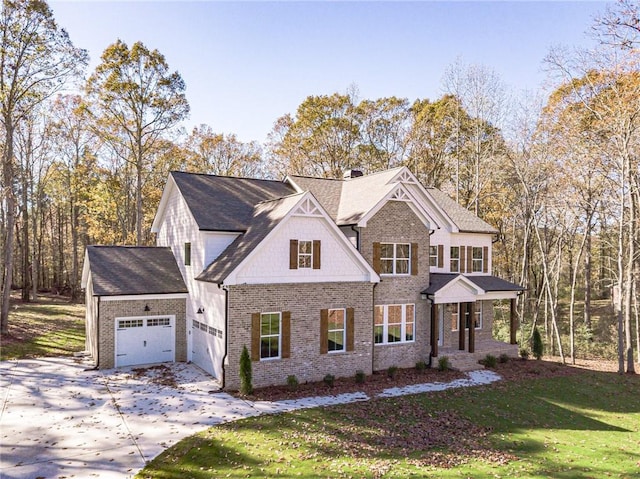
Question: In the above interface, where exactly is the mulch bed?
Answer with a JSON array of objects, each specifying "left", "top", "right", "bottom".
[{"left": 242, "top": 357, "right": 626, "bottom": 402}]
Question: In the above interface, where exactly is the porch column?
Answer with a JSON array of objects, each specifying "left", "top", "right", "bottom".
[
  {"left": 468, "top": 302, "right": 475, "bottom": 353},
  {"left": 510, "top": 298, "right": 517, "bottom": 345},
  {"left": 430, "top": 303, "right": 438, "bottom": 357},
  {"left": 458, "top": 303, "right": 465, "bottom": 351}
]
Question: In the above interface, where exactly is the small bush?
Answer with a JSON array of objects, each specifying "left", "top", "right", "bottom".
[
  {"left": 323, "top": 374, "right": 335, "bottom": 387},
  {"left": 387, "top": 365, "right": 398, "bottom": 379},
  {"left": 532, "top": 327, "right": 544, "bottom": 360},
  {"left": 437, "top": 356, "right": 450, "bottom": 371},
  {"left": 415, "top": 360, "right": 427, "bottom": 372},
  {"left": 499, "top": 353, "right": 510, "bottom": 364},
  {"left": 482, "top": 354, "right": 497, "bottom": 368},
  {"left": 519, "top": 348, "right": 530, "bottom": 360},
  {"left": 355, "top": 370, "right": 366, "bottom": 384},
  {"left": 239, "top": 345, "right": 253, "bottom": 395},
  {"left": 286, "top": 375, "right": 299, "bottom": 390}
]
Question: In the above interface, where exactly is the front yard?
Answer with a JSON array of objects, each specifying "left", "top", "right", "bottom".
[{"left": 138, "top": 361, "right": 640, "bottom": 479}]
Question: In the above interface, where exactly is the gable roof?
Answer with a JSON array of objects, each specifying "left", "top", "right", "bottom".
[
  {"left": 422, "top": 273, "right": 524, "bottom": 296},
  {"left": 197, "top": 193, "right": 306, "bottom": 284},
  {"left": 84, "top": 246, "right": 187, "bottom": 296},
  {"left": 168, "top": 171, "right": 295, "bottom": 231},
  {"left": 425, "top": 188, "right": 498, "bottom": 234}
]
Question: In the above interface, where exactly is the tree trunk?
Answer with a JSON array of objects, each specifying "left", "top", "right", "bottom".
[{"left": 1, "top": 121, "right": 16, "bottom": 335}]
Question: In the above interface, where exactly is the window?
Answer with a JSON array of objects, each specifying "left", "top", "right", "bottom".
[
  {"left": 472, "top": 247, "right": 483, "bottom": 272},
  {"left": 450, "top": 303, "right": 459, "bottom": 331},
  {"left": 327, "top": 309, "right": 346, "bottom": 352},
  {"left": 380, "top": 243, "right": 410, "bottom": 275},
  {"left": 184, "top": 242, "right": 191, "bottom": 266},
  {"left": 374, "top": 304, "right": 415, "bottom": 344},
  {"left": 450, "top": 246, "right": 460, "bottom": 272},
  {"left": 118, "top": 319, "right": 143, "bottom": 329},
  {"left": 298, "top": 240, "right": 312, "bottom": 268},
  {"left": 473, "top": 302, "right": 482, "bottom": 329},
  {"left": 147, "top": 318, "right": 170, "bottom": 327},
  {"left": 260, "top": 312, "right": 281, "bottom": 359},
  {"left": 429, "top": 246, "right": 438, "bottom": 267}
]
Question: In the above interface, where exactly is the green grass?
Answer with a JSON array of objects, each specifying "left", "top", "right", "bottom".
[
  {"left": 138, "top": 370, "right": 640, "bottom": 479},
  {"left": 0, "top": 295, "right": 85, "bottom": 360}
]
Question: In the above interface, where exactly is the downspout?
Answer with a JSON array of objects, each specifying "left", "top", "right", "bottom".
[
  {"left": 86, "top": 295, "right": 100, "bottom": 371},
  {"left": 426, "top": 294, "right": 434, "bottom": 368},
  {"left": 371, "top": 282, "right": 377, "bottom": 374},
  {"left": 350, "top": 225, "right": 361, "bottom": 251},
  {"left": 220, "top": 283, "right": 229, "bottom": 390}
]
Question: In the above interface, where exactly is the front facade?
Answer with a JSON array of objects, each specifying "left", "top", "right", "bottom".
[{"left": 83, "top": 166, "right": 522, "bottom": 390}]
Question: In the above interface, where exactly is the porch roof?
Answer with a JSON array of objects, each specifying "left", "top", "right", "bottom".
[{"left": 422, "top": 273, "right": 524, "bottom": 302}]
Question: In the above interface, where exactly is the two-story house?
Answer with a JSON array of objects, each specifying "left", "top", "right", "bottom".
[{"left": 82, "top": 166, "right": 522, "bottom": 390}]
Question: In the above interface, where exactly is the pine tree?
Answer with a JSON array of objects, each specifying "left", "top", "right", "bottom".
[
  {"left": 239, "top": 345, "right": 253, "bottom": 395},
  {"left": 532, "top": 327, "right": 544, "bottom": 360}
]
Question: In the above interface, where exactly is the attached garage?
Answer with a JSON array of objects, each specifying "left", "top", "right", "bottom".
[{"left": 82, "top": 246, "right": 189, "bottom": 369}]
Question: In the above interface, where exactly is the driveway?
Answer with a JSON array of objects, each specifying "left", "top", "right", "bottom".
[{"left": 0, "top": 358, "right": 501, "bottom": 479}]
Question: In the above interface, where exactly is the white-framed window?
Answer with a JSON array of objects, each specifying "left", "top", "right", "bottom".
[
  {"left": 147, "top": 317, "right": 170, "bottom": 327},
  {"left": 260, "top": 312, "right": 281, "bottom": 360},
  {"left": 298, "top": 240, "right": 313, "bottom": 269},
  {"left": 118, "top": 319, "right": 143, "bottom": 329},
  {"left": 472, "top": 247, "right": 483, "bottom": 272},
  {"left": 429, "top": 246, "right": 438, "bottom": 267},
  {"left": 450, "top": 303, "right": 482, "bottom": 330},
  {"left": 380, "top": 243, "right": 410, "bottom": 275},
  {"left": 450, "top": 303, "right": 460, "bottom": 331},
  {"left": 374, "top": 304, "right": 415, "bottom": 344},
  {"left": 327, "top": 308, "right": 346, "bottom": 353},
  {"left": 450, "top": 246, "right": 460, "bottom": 273}
]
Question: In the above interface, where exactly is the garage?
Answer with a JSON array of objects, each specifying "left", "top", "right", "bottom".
[
  {"left": 191, "top": 318, "right": 219, "bottom": 377},
  {"left": 115, "top": 316, "right": 176, "bottom": 367},
  {"left": 82, "top": 245, "right": 189, "bottom": 369}
]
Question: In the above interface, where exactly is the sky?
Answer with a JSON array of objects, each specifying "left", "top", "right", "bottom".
[{"left": 49, "top": 1, "right": 609, "bottom": 144}]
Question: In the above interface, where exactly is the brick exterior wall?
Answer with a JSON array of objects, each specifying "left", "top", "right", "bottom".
[
  {"left": 96, "top": 297, "right": 187, "bottom": 369},
  {"left": 226, "top": 282, "right": 374, "bottom": 390},
  {"left": 358, "top": 200, "right": 432, "bottom": 370}
]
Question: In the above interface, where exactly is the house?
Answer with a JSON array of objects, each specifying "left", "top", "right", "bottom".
[{"left": 81, "top": 166, "right": 523, "bottom": 390}]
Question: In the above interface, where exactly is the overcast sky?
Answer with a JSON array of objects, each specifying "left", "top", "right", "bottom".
[{"left": 50, "top": 1, "right": 608, "bottom": 144}]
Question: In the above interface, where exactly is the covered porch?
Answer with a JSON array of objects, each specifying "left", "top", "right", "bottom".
[{"left": 422, "top": 274, "right": 524, "bottom": 371}]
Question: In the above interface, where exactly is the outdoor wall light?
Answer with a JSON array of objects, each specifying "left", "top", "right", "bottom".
[
  {"left": 197, "top": 307, "right": 204, "bottom": 314},
  {"left": 144, "top": 304, "right": 151, "bottom": 312}
]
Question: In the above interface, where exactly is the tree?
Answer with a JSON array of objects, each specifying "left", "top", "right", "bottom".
[
  {"left": 239, "top": 345, "right": 253, "bottom": 395},
  {"left": 0, "top": 0, "right": 87, "bottom": 334},
  {"left": 532, "top": 327, "right": 544, "bottom": 360},
  {"left": 184, "top": 125, "right": 264, "bottom": 177},
  {"left": 85, "top": 40, "right": 189, "bottom": 245},
  {"left": 594, "top": 0, "right": 640, "bottom": 49}
]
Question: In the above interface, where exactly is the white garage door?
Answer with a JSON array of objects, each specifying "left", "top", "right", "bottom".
[
  {"left": 116, "top": 316, "right": 175, "bottom": 367},
  {"left": 192, "top": 319, "right": 218, "bottom": 377}
]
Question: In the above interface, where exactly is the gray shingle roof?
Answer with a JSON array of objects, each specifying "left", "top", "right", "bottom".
[
  {"left": 197, "top": 193, "right": 306, "bottom": 284},
  {"left": 426, "top": 188, "right": 498, "bottom": 234},
  {"left": 171, "top": 171, "right": 295, "bottom": 231},
  {"left": 288, "top": 176, "right": 343, "bottom": 220},
  {"left": 422, "top": 273, "right": 524, "bottom": 295},
  {"left": 86, "top": 246, "right": 187, "bottom": 296}
]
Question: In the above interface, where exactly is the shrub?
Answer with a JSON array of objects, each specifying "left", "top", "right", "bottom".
[
  {"left": 323, "top": 374, "right": 335, "bottom": 387},
  {"left": 355, "top": 370, "right": 366, "bottom": 384},
  {"left": 415, "top": 360, "right": 427, "bottom": 372},
  {"left": 437, "top": 356, "right": 450, "bottom": 371},
  {"left": 239, "top": 345, "right": 253, "bottom": 395},
  {"left": 286, "top": 375, "right": 299, "bottom": 390},
  {"left": 532, "top": 327, "right": 544, "bottom": 360},
  {"left": 387, "top": 365, "right": 398, "bottom": 379},
  {"left": 499, "top": 353, "right": 510, "bottom": 364},
  {"left": 482, "top": 354, "right": 497, "bottom": 368},
  {"left": 519, "top": 348, "right": 530, "bottom": 360}
]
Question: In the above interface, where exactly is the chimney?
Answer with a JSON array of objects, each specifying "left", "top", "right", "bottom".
[{"left": 343, "top": 169, "right": 363, "bottom": 180}]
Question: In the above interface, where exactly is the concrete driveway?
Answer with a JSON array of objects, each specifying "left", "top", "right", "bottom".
[{"left": 0, "top": 358, "right": 501, "bottom": 479}]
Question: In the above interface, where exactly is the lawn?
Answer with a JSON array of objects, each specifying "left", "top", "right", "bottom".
[
  {"left": 138, "top": 364, "right": 640, "bottom": 479},
  {"left": 0, "top": 294, "right": 85, "bottom": 360}
]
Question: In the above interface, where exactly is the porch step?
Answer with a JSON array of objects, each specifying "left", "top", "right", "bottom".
[{"left": 436, "top": 341, "right": 519, "bottom": 372}]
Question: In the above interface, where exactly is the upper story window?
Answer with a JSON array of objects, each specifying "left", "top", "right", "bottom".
[
  {"left": 298, "top": 240, "right": 312, "bottom": 268},
  {"left": 450, "top": 246, "right": 459, "bottom": 272},
  {"left": 472, "top": 247, "right": 483, "bottom": 273},
  {"left": 184, "top": 242, "right": 191, "bottom": 266},
  {"left": 429, "top": 246, "right": 438, "bottom": 267},
  {"left": 380, "top": 243, "right": 410, "bottom": 275},
  {"left": 289, "top": 239, "right": 321, "bottom": 270}
]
